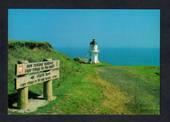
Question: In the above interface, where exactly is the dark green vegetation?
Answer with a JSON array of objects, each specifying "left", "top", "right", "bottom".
[{"left": 8, "top": 41, "right": 160, "bottom": 115}]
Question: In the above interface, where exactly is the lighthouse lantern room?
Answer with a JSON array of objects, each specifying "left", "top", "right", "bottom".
[{"left": 89, "top": 39, "right": 99, "bottom": 64}]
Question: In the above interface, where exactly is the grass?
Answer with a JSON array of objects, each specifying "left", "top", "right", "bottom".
[
  {"left": 8, "top": 41, "right": 160, "bottom": 115},
  {"left": 96, "top": 66, "right": 160, "bottom": 114}
]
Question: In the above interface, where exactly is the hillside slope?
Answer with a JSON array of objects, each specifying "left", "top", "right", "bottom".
[{"left": 8, "top": 41, "right": 160, "bottom": 115}]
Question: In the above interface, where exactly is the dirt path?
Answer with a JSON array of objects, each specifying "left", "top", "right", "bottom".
[{"left": 86, "top": 67, "right": 132, "bottom": 114}]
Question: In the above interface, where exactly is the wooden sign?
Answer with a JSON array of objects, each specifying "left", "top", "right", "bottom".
[
  {"left": 16, "top": 69, "right": 59, "bottom": 89},
  {"left": 15, "top": 59, "right": 60, "bottom": 109},
  {"left": 16, "top": 60, "right": 59, "bottom": 76},
  {"left": 15, "top": 60, "right": 60, "bottom": 89}
]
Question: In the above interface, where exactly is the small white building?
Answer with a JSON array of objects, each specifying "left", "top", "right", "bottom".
[{"left": 89, "top": 39, "right": 100, "bottom": 64}]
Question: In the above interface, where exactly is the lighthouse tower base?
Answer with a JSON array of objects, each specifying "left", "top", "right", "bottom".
[{"left": 89, "top": 54, "right": 100, "bottom": 64}]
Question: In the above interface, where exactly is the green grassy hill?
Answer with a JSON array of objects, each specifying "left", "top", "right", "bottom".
[{"left": 8, "top": 41, "right": 160, "bottom": 115}]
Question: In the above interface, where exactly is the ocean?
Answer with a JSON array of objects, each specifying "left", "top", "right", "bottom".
[{"left": 56, "top": 47, "right": 160, "bottom": 66}]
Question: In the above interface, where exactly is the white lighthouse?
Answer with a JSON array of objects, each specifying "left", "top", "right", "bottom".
[{"left": 89, "top": 39, "right": 99, "bottom": 64}]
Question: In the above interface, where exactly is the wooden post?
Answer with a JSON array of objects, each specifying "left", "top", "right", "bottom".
[
  {"left": 17, "top": 60, "right": 29, "bottom": 110},
  {"left": 43, "top": 59, "right": 53, "bottom": 101},
  {"left": 43, "top": 80, "right": 53, "bottom": 101},
  {"left": 18, "top": 87, "right": 28, "bottom": 109}
]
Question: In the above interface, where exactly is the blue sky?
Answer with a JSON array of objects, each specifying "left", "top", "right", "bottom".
[{"left": 8, "top": 9, "right": 160, "bottom": 48}]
